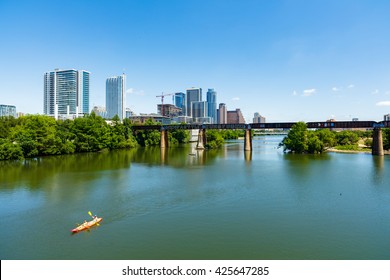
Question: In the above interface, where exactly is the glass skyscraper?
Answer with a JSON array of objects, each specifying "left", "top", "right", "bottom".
[
  {"left": 174, "top": 92, "right": 186, "bottom": 115},
  {"left": 186, "top": 88, "right": 202, "bottom": 117},
  {"left": 106, "top": 74, "right": 126, "bottom": 121},
  {"left": 206, "top": 88, "right": 217, "bottom": 123},
  {"left": 44, "top": 69, "right": 90, "bottom": 118}
]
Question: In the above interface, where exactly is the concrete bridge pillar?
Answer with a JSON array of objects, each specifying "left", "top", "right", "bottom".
[
  {"left": 244, "top": 129, "right": 252, "bottom": 151},
  {"left": 160, "top": 129, "right": 168, "bottom": 149},
  {"left": 196, "top": 129, "right": 206, "bottom": 150},
  {"left": 372, "top": 128, "right": 384, "bottom": 156}
]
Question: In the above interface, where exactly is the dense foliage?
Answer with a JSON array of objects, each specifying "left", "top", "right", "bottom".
[
  {"left": 205, "top": 130, "right": 225, "bottom": 149},
  {"left": 383, "top": 128, "right": 390, "bottom": 150},
  {"left": 0, "top": 114, "right": 137, "bottom": 160},
  {"left": 279, "top": 122, "right": 378, "bottom": 154}
]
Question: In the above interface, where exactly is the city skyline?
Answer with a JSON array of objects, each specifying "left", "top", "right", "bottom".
[{"left": 1, "top": 0, "right": 390, "bottom": 122}]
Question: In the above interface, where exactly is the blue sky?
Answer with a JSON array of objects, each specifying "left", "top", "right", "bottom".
[{"left": 1, "top": 0, "right": 390, "bottom": 122}]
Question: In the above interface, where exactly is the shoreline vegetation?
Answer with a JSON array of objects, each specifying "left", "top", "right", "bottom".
[
  {"left": 1, "top": 116, "right": 389, "bottom": 161},
  {"left": 0, "top": 114, "right": 244, "bottom": 161},
  {"left": 279, "top": 122, "right": 390, "bottom": 155}
]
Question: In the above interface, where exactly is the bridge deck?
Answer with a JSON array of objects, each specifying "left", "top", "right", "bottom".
[{"left": 132, "top": 121, "right": 389, "bottom": 131}]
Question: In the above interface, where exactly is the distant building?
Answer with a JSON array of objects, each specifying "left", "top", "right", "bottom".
[
  {"left": 217, "top": 103, "right": 227, "bottom": 124},
  {"left": 206, "top": 88, "right": 217, "bottom": 123},
  {"left": 174, "top": 92, "right": 186, "bottom": 116},
  {"left": 186, "top": 88, "right": 202, "bottom": 117},
  {"left": 194, "top": 117, "right": 212, "bottom": 124},
  {"left": 173, "top": 116, "right": 193, "bottom": 124},
  {"left": 157, "top": 104, "right": 182, "bottom": 118},
  {"left": 253, "top": 112, "right": 266, "bottom": 123},
  {"left": 384, "top": 114, "right": 390, "bottom": 121},
  {"left": 128, "top": 114, "right": 171, "bottom": 125},
  {"left": 92, "top": 106, "right": 107, "bottom": 118},
  {"left": 352, "top": 118, "right": 359, "bottom": 122},
  {"left": 227, "top": 108, "right": 245, "bottom": 124},
  {"left": 44, "top": 69, "right": 90, "bottom": 119},
  {"left": 125, "top": 108, "right": 134, "bottom": 118},
  {"left": 0, "top": 104, "right": 17, "bottom": 117},
  {"left": 106, "top": 74, "right": 126, "bottom": 121},
  {"left": 191, "top": 101, "right": 207, "bottom": 119}
]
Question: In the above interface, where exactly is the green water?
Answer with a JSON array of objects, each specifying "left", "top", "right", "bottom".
[{"left": 1, "top": 136, "right": 389, "bottom": 259}]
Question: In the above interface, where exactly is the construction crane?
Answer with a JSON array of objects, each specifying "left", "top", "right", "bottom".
[{"left": 156, "top": 92, "right": 175, "bottom": 116}]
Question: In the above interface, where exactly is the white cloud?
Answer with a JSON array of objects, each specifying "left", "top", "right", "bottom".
[
  {"left": 332, "top": 87, "right": 341, "bottom": 92},
  {"left": 232, "top": 97, "right": 240, "bottom": 101},
  {"left": 376, "top": 101, "right": 390, "bottom": 106},
  {"left": 302, "top": 88, "right": 316, "bottom": 96},
  {"left": 292, "top": 90, "right": 298, "bottom": 96},
  {"left": 126, "top": 88, "right": 134, "bottom": 94},
  {"left": 347, "top": 84, "right": 355, "bottom": 88},
  {"left": 371, "top": 89, "right": 379, "bottom": 95}
]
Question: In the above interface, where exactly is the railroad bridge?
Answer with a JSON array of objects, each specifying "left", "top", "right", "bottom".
[{"left": 132, "top": 120, "right": 390, "bottom": 156}]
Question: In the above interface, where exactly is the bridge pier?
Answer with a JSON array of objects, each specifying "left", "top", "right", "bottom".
[
  {"left": 160, "top": 129, "right": 168, "bottom": 149},
  {"left": 372, "top": 128, "right": 384, "bottom": 156},
  {"left": 244, "top": 129, "right": 252, "bottom": 151},
  {"left": 196, "top": 129, "right": 207, "bottom": 150}
]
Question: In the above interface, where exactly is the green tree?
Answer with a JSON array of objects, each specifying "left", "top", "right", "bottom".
[
  {"left": 316, "top": 129, "right": 337, "bottom": 149},
  {"left": 307, "top": 131, "right": 324, "bottom": 153},
  {"left": 71, "top": 114, "right": 111, "bottom": 152},
  {"left": 280, "top": 122, "right": 308, "bottom": 153},
  {"left": 205, "top": 129, "right": 224, "bottom": 149},
  {"left": 0, "top": 139, "right": 24, "bottom": 160},
  {"left": 383, "top": 128, "right": 390, "bottom": 150}
]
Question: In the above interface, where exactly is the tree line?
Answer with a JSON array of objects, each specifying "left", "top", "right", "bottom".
[
  {"left": 0, "top": 115, "right": 244, "bottom": 161},
  {"left": 279, "top": 122, "right": 390, "bottom": 154}
]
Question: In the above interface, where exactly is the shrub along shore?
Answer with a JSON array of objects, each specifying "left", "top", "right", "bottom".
[
  {"left": 279, "top": 122, "right": 390, "bottom": 154},
  {"left": 0, "top": 114, "right": 245, "bottom": 161}
]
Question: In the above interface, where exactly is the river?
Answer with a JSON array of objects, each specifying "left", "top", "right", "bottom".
[{"left": 1, "top": 136, "right": 389, "bottom": 259}]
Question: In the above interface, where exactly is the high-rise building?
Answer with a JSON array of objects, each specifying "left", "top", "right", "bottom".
[
  {"left": 207, "top": 88, "right": 217, "bottom": 123},
  {"left": 0, "top": 104, "right": 17, "bottom": 117},
  {"left": 44, "top": 69, "right": 90, "bottom": 118},
  {"left": 253, "top": 112, "right": 266, "bottom": 123},
  {"left": 217, "top": 103, "right": 227, "bottom": 124},
  {"left": 186, "top": 88, "right": 202, "bottom": 117},
  {"left": 192, "top": 101, "right": 207, "bottom": 119},
  {"left": 106, "top": 74, "right": 126, "bottom": 121},
  {"left": 384, "top": 114, "right": 390, "bottom": 121},
  {"left": 174, "top": 92, "right": 186, "bottom": 116},
  {"left": 227, "top": 108, "right": 245, "bottom": 124}
]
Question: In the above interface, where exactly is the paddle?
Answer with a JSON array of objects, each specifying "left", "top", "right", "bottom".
[{"left": 88, "top": 211, "right": 100, "bottom": 226}]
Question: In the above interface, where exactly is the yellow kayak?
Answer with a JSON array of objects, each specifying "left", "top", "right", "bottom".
[{"left": 71, "top": 217, "right": 102, "bottom": 233}]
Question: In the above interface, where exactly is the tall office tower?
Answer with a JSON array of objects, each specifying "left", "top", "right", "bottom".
[
  {"left": 227, "top": 108, "right": 245, "bottom": 124},
  {"left": 0, "top": 104, "right": 17, "bottom": 117},
  {"left": 217, "top": 103, "right": 227, "bottom": 124},
  {"left": 192, "top": 101, "right": 207, "bottom": 118},
  {"left": 174, "top": 92, "right": 186, "bottom": 115},
  {"left": 106, "top": 74, "right": 126, "bottom": 121},
  {"left": 44, "top": 69, "right": 90, "bottom": 118},
  {"left": 186, "top": 88, "right": 202, "bottom": 117},
  {"left": 384, "top": 114, "right": 390, "bottom": 121},
  {"left": 253, "top": 112, "right": 266, "bottom": 123},
  {"left": 206, "top": 88, "right": 217, "bottom": 123}
]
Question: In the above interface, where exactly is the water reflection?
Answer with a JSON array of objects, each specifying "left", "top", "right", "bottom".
[
  {"left": 0, "top": 150, "right": 133, "bottom": 190},
  {"left": 244, "top": 151, "right": 252, "bottom": 161},
  {"left": 372, "top": 156, "right": 385, "bottom": 185}
]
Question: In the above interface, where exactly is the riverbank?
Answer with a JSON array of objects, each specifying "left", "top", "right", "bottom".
[{"left": 327, "top": 148, "right": 390, "bottom": 154}]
